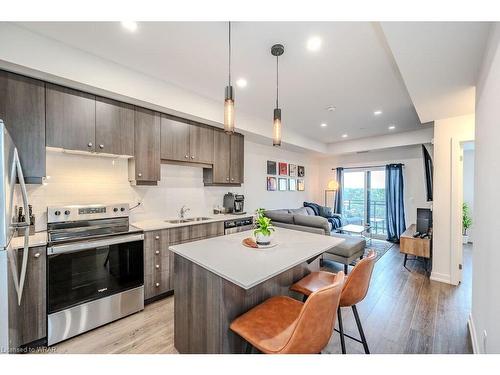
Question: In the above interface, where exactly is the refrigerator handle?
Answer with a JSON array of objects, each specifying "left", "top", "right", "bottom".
[{"left": 12, "top": 148, "right": 30, "bottom": 306}]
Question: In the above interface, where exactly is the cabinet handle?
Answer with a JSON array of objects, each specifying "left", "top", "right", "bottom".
[
  {"left": 138, "top": 173, "right": 142, "bottom": 177},
  {"left": 99, "top": 144, "right": 104, "bottom": 149},
  {"left": 155, "top": 264, "right": 160, "bottom": 269},
  {"left": 87, "top": 142, "right": 93, "bottom": 148},
  {"left": 185, "top": 155, "right": 189, "bottom": 158},
  {"left": 155, "top": 236, "right": 160, "bottom": 240},
  {"left": 155, "top": 250, "right": 160, "bottom": 255},
  {"left": 34, "top": 252, "right": 41, "bottom": 258},
  {"left": 231, "top": 178, "right": 234, "bottom": 181},
  {"left": 226, "top": 177, "right": 229, "bottom": 181},
  {"left": 191, "top": 156, "right": 195, "bottom": 159},
  {"left": 155, "top": 282, "right": 160, "bottom": 287}
]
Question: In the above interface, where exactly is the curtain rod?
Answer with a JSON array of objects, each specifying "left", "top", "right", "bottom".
[{"left": 331, "top": 163, "right": 405, "bottom": 171}]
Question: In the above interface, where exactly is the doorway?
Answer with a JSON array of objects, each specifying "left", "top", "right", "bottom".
[{"left": 342, "top": 168, "right": 387, "bottom": 239}]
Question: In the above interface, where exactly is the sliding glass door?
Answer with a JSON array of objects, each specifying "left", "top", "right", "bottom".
[{"left": 342, "top": 168, "right": 387, "bottom": 238}]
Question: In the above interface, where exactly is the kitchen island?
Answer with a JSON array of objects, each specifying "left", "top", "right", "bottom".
[{"left": 169, "top": 227, "right": 344, "bottom": 354}]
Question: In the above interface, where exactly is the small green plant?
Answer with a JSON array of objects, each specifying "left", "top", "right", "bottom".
[
  {"left": 462, "top": 203, "right": 472, "bottom": 235},
  {"left": 254, "top": 209, "right": 275, "bottom": 237}
]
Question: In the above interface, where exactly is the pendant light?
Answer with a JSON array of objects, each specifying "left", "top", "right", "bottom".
[
  {"left": 224, "top": 22, "right": 235, "bottom": 134},
  {"left": 271, "top": 44, "right": 284, "bottom": 146}
]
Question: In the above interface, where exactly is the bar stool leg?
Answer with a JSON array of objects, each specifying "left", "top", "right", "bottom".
[
  {"left": 337, "top": 307, "right": 346, "bottom": 354},
  {"left": 344, "top": 264, "right": 348, "bottom": 275},
  {"left": 245, "top": 342, "right": 253, "bottom": 354},
  {"left": 352, "top": 305, "right": 370, "bottom": 354}
]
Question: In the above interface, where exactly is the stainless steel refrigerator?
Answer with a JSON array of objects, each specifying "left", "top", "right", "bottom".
[{"left": 0, "top": 119, "right": 31, "bottom": 353}]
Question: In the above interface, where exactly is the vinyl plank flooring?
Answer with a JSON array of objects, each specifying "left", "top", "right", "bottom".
[{"left": 45, "top": 243, "right": 472, "bottom": 354}]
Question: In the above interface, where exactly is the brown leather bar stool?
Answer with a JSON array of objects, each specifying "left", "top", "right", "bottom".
[
  {"left": 229, "top": 272, "right": 345, "bottom": 354},
  {"left": 290, "top": 250, "right": 376, "bottom": 354}
]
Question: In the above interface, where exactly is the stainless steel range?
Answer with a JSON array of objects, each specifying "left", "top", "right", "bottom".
[{"left": 46, "top": 203, "right": 144, "bottom": 346}]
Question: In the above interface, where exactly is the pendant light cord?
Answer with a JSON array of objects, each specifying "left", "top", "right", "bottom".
[
  {"left": 228, "top": 21, "right": 231, "bottom": 86},
  {"left": 276, "top": 56, "right": 279, "bottom": 108}
]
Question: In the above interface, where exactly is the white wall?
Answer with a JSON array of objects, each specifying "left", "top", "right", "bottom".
[
  {"left": 470, "top": 23, "right": 500, "bottom": 354},
  {"left": 16, "top": 140, "right": 319, "bottom": 231},
  {"left": 317, "top": 145, "right": 432, "bottom": 227},
  {"left": 463, "top": 149, "right": 475, "bottom": 243},
  {"left": 431, "top": 114, "right": 474, "bottom": 285}
]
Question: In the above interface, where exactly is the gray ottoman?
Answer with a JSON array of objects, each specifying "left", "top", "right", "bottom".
[{"left": 323, "top": 233, "right": 366, "bottom": 274}]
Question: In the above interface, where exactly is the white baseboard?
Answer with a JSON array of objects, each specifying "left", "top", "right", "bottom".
[
  {"left": 468, "top": 313, "right": 479, "bottom": 353},
  {"left": 430, "top": 271, "right": 452, "bottom": 284}
]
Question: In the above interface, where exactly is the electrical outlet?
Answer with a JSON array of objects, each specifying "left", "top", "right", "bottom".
[{"left": 483, "top": 330, "right": 488, "bottom": 353}]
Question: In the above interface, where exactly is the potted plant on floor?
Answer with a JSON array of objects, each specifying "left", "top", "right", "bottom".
[
  {"left": 254, "top": 208, "right": 275, "bottom": 246},
  {"left": 462, "top": 203, "right": 472, "bottom": 244}
]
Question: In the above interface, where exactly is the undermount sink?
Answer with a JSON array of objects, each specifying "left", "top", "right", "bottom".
[
  {"left": 165, "top": 217, "right": 212, "bottom": 224},
  {"left": 165, "top": 219, "right": 192, "bottom": 224}
]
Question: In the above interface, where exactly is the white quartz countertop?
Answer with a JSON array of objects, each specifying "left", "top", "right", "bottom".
[
  {"left": 132, "top": 213, "right": 253, "bottom": 231},
  {"left": 169, "top": 227, "right": 344, "bottom": 290},
  {"left": 9, "top": 231, "right": 47, "bottom": 250}
]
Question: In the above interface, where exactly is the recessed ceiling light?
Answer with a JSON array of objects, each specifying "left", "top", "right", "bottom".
[
  {"left": 342, "top": 134, "right": 348, "bottom": 138},
  {"left": 326, "top": 105, "right": 336, "bottom": 112},
  {"left": 388, "top": 125, "right": 396, "bottom": 130},
  {"left": 320, "top": 123, "right": 327, "bottom": 127},
  {"left": 121, "top": 21, "right": 138, "bottom": 32},
  {"left": 373, "top": 110, "right": 382, "bottom": 116},
  {"left": 236, "top": 78, "right": 247, "bottom": 88},
  {"left": 307, "top": 36, "right": 322, "bottom": 52}
]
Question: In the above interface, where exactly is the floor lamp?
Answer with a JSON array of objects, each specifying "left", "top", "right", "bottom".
[{"left": 324, "top": 179, "right": 339, "bottom": 207}]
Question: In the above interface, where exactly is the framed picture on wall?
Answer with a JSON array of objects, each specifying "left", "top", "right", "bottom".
[
  {"left": 279, "top": 162, "right": 288, "bottom": 176},
  {"left": 267, "top": 177, "right": 277, "bottom": 191},
  {"left": 278, "top": 178, "right": 288, "bottom": 191},
  {"left": 298, "top": 165, "right": 305, "bottom": 177},
  {"left": 267, "top": 160, "right": 277, "bottom": 175},
  {"left": 289, "top": 178, "right": 297, "bottom": 191},
  {"left": 289, "top": 164, "right": 297, "bottom": 177},
  {"left": 297, "top": 179, "right": 305, "bottom": 191}
]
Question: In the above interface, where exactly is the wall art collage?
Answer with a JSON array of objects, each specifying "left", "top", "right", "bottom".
[{"left": 266, "top": 161, "right": 305, "bottom": 192}]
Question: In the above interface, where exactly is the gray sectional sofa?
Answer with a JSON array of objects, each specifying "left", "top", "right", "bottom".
[{"left": 264, "top": 207, "right": 366, "bottom": 273}]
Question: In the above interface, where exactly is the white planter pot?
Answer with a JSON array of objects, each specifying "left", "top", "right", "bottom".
[
  {"left": 255, "top": 232, "right": 271, "bottom": 245},
  {"left": 462, "top": 235, "right": 469, "bottom": 244}
]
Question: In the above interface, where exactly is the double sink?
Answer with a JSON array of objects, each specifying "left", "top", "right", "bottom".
[{"left": 165, "top": 217, "right": 212, "bottom": 224}]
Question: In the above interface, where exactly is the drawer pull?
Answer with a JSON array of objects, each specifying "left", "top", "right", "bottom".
[
  {"left": 138, "top": 172, "right": 142, "bottom": 177},
  {"left": 34, "top": 252, "right": 41, "bottom": 258},
  {"left": 155, "top": 250, "right": 160, "bottom": 255},
  {"left": 155, "top": 236, "right": 160, "bottom": 240},
  {"left": 155, "top": 283, "right": 160, "bottom": 287},
  {"left": 87, "top": 142, "right": 93, "bottom": 148},
  {"left": 155, "top": 264, "right": 160, "bottom": 269}
]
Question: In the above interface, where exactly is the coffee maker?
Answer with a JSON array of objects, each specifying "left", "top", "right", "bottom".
[
  {"left": 223, "top": 193, "right": 245, "bottom": 214},
  {"left": 234, "top": 194, "right": 245, "bottom": 214}
]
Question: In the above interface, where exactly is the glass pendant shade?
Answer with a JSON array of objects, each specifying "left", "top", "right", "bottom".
[
  {"left": 224, "top": 85, "right": 235, "bottom": 134},
  {"left": 273, "top": 108, "right": 282, "bottom": 146}
]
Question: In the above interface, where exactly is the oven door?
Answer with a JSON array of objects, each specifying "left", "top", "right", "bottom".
[{"left": 47, "top": 233, "right": 144, "bottom": 314}]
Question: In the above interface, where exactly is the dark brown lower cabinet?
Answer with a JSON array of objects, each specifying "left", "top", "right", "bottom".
[
  {"left": 8, "top": 246, "right": 46, "bottom": 347},
  {"left": 143, "top": 222, "right": 224, "bottom": 301}
]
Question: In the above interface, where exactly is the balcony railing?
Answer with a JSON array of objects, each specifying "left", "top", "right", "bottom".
[{"left": 342, "top": 199, "right": 386, "bottom": 235}]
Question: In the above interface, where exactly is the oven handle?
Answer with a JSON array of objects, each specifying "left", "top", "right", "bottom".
[{"left": 47, "top": 233, "right": 144, "bottom": 255}]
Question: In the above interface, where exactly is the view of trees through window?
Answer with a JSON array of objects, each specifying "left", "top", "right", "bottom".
[{"left": 342, "top": 169, "right": 387, "bottom": 236}]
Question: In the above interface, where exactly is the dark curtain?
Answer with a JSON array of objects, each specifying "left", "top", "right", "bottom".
[
  {"left": 333, "top": 167, "right": 344, "bottom": 214},
  {"left": 386, "top": 164, "right": 406, "bottom": 242}
]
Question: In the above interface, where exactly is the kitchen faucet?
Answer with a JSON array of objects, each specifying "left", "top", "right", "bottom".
[{"left": 180, "top": 205, "right": 190, "bottom": 219}]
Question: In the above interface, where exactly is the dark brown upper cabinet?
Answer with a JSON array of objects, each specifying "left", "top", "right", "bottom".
[
  {"left": 160, "top": 115, "right": 214, "bottom": 164},
  {"left": 204, "top": 130, "right": 244, "bottom": 185},
  {"left": 46, "top": 83, "right": 96, "bottom": 152},
  {"left": 0, "top": 71, "right": 46, "bottom": 183},
  {"left": 129, "top": 107, "right": 161, "bottom": 184},
  {"left": 96, "top": 97, "right": 135, "bottom": 156}
]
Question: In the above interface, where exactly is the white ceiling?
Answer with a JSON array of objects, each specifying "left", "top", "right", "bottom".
[
  {"left": 381, "top": 22, "right": 491, "bottom": 123},
  {"left": 17, "top": 21, "right": 425, "bottom": 144}
]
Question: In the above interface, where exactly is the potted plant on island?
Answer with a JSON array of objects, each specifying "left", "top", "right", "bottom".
[
  {"left": 462, "top": 203, "right": 472, "bottom": 244},
  {"left": 254, "top": 208, "right": 275, "bottom": 246}
]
